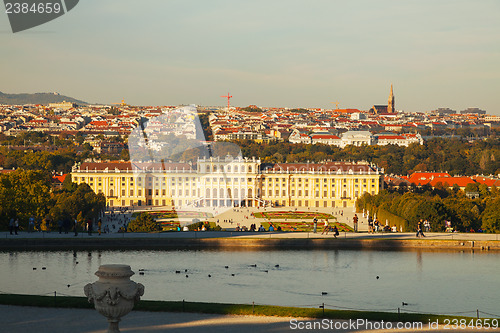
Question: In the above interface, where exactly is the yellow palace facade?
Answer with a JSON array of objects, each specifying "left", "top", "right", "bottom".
[{"left": 71, "top": 156, "right": 384, "bottom": 209}]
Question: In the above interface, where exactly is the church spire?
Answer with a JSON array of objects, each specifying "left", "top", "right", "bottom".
[{"left": 388, "top": 84, "right": 395, "bottom": 113}]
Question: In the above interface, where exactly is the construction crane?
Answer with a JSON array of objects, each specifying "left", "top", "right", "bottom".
[
  {"left": 111, "top": 99, "right": 127, "bottom": 107},
  {"left": 221, "top": 93, "right": 233, "bottom": 112},
  {"left": 331, "top": 101, "right": 340, "bottom": 110}
]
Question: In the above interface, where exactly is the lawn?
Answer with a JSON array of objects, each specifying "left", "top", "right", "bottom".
[{"left": 0, "top": 293, "right": 479, "bottom": 324}]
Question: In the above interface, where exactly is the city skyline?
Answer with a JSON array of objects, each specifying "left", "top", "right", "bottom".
[{"left": 1, "top": 0, "right": 499, "bottom": 114}]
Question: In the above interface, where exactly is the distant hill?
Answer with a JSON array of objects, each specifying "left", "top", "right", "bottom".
[{"left": 0, "top": 91, "right": 88, "bottom": 105}]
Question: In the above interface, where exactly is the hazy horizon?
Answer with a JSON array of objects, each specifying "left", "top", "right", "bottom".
[{"left": 1, "top": 0, "right": 499, "bottom": 114}]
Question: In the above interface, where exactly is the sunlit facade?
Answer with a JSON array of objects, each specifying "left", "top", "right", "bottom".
[{"left": 71, "top": 157, "right": 384, "bottom": 208}]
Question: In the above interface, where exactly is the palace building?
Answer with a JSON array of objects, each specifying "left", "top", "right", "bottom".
[{"left": 71, "top": 157, "right": 384, "bottom": 209}]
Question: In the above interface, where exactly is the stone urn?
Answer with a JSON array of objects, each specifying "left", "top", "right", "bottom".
[{"left": 84, "top": 264, "right": 145, "bottom": 333}]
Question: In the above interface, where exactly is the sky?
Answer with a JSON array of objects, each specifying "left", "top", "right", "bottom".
[{"left": 1, "top": 0, "right": 499, "bottom": 114}]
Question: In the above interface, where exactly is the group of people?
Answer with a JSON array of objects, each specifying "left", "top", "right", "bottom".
[
  {"left": 367, "top": 215, "right": 381, "bottom": 233},
  {"left": 8, "top": 218, "right": 19, "bottom": 235},
  {"left": 6, "top": 211, "right": 129, "bottom": 236},
  {"left": 367, "top": 215, "right": 399, "bottom": 233},
  {"left": 234, "top": 223, "right": 280, "bottom": 232}
]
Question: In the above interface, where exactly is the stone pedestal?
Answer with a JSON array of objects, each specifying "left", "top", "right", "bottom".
[{"left": 84, "top": 264, "right": 144, "bottom": 333}]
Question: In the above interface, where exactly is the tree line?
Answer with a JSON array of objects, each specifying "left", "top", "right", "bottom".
[
  {"left": 0, "top": 169, "right": 105, "bottom": 231},
  {"left": 356, "top": 185, "right": 500, "bottom": 233},
  {"left": 234, "top": 137, "right": 500, "bottom": 176}
]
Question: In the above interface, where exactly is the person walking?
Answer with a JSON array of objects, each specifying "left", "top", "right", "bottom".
[
  {"left": 58, "top": 219, "right": 63, "bottom": 234},
  {"left": 28, "top": 216, "right": 35, "bottom": 233},
  {"left": 353, "top": 214, "right": 358, "bottom": 232},
  {"left": 424, "top": 220, "right": 430, "bottom": 232},
  {"left": 98, "top": 218, "right": 102, "bottom": 236},
  {"left": 416, "top": 219, "right": 425, "bottom": 238},
  {"left": 332, "top": 225, "right": 339, "bottom": 238},
  {"left": 9, "top": 218, "right": 14, "bottom": 235},
  {"left": 73, "top": 219, "right": 78, "bottom": 236},
  {"left": 321, "top": 219, "right": 329, "bottom": 235},
  {"left": 14, "top": 218, "right": 19, "bottom": 235},
  {"left": 87, "top": 219, "right": 93, "bottom": 236},
  {"left": 368, "top": 215, "right": 373, "bottom": 233},
  {"left": 313, "top": 217, "right": 318, "bottom": 233}
]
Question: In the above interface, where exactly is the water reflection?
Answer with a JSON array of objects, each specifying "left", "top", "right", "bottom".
[
  {"left": 416, "top": 251, "right": 423, "bottom": 272},
  {"left": 0, "top": 249, "right": 498, "bottom": 316}
]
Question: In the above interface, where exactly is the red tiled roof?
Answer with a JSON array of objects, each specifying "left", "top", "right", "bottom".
[
  {"left": 311, "top": 134, "right": 340, "bottom": 139},
  {"left": 377, "top": 135, "right": 405, "bottom": 140},
  {"left": 408, "top": 172, "right": 451, "bottom": 185},
  {"left": 52, "top": 174, "right": 68, "bottom": 183},
  {"left": 269, "top": 162, "right": 377, "bottom": 173},
  {"left": 78, "top": 161, "right": 193, "bottom": 172},
  {"left": 429, "top": 177, "right": 476, "bottom": 188},
  {"left": 472, "top": 176, "right": 500, "bottom": 187},
  {"left": 89, "top": 121, "right": 109, "bottom": 127}
]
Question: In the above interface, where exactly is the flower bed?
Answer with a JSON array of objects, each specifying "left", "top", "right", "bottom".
[
  {"left": 132, "top": 210, "right": 213, "bottom": 219},
  {"left": 261, "top": 221, "right": 353, "bottom": 232},
  {"left": 252, "top": 211, "right": 335, "bottom": 220},
  {"left": 159, "top": 221, "right": 180, "bottom": 231}
]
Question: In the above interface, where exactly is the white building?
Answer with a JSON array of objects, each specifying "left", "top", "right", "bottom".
[{"left": 340, "top": 131, "right": 374, "bottom": 148}]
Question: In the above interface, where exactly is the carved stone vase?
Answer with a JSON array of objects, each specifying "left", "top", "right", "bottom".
[{"left": 84, "top": 264, "right": 145, "bottom": 333}]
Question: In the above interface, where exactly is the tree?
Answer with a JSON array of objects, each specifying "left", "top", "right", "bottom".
[
  {"left": 127, "top": 212, "right": 159, "bottom": 232},
  {"left": 482, "top": 197, "right": 500, "bottom": 233},
  {"left": 465, "top": 183, "right": 479, "bottom": 193},
  {"left": 241, "top": 106, "right": 263, "bottom": 113},
  {"left": 0, "top": 169, "right": 52, "bottom": 230},
  {"left": 50, "top": 183, "right": 105, "bottom": 228},
  {"left": 62, "top": 173, "right": 77, "bottom": 191},
  {"left": 119, "top": 148, "right": 130, "bottom": 161}
]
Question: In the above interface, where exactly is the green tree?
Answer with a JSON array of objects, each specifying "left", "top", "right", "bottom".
[
  {"left": 481, "top": 197, "right": 500, "bottom": 232},
  {"left": 0, "top": 169, "right": 52, "bottom": 230},
  {"left": 50, "top": 183, "right": 105, "bottom": 227},
  {"left": 127, "top": 212, "right": 159, "bottom": 232}
]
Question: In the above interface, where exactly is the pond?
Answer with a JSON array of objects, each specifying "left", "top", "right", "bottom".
[{"left": 1, "top": 249, "right": 498, "bottom": 317}]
